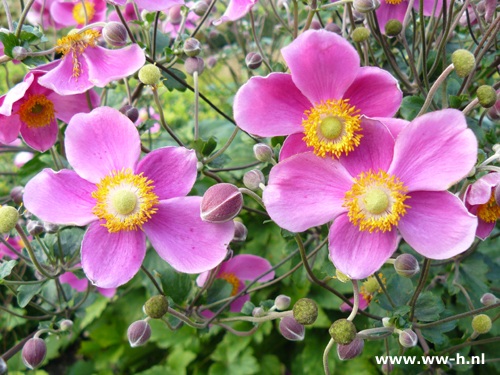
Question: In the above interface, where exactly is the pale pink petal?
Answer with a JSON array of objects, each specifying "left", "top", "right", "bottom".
[
  {"left": 234, "top": 73, "right": 311, "bottom": 137},
  {"left": 65, "top": 107, "right": 141, "bottom": 183},
  {"left": 329, "top": 214, "right": 398, "bottom": 280},
  {"left": 388, "top": 109, "right": 477, "bottom": 192},
  {"left": 60, "top": 271, "right": 88, "bottom": 291},
  {"left": 398, "top": 191, "right": 477, "bottom": 259},
  {"left": 50, "top": 1, "right": 78, "bottom": 27},
  {"left": 339, "top": 296, "right": 370, "bottom": 312},
  {"left": 376, "top": 1, "right": 409, "bottom": 34},
  {"left": 0, "top": 74, "right": 34, "bottom": 116},
  {"left": 196, "top": 270, "right": 210, "bottom": 287},
  {"left": 19, "top": 118, "right": 58, "bottom": 152},
  {"left": 414, "top": 0, "right": 442, "bottom": 17},
  {"left": 263, "top": 153, "right": 352, "bottom": 233},
  {"left": 81, "top": 221, "right": 147, "bottom": 288},
  {"left": 223, "top": 254, "right": 274, "bottom": 282},
  {"left": 373, "top": 117, "right": 409, "bottom": 139},
  {"left": 48, "top": 89, "right": 100, "bottom": 124},
  {"left": 476, "top": 218, "right": 495, "bottom": 240},
  {"left": 279, "top": 133, "right": 313, "bottom": 162},
  {"left": 96, "top": 287, "right": 117, "bottom": 297},
  {"left": 281, "top": 30, "right": 359, "bottom": 104},
  {"left": 136, "top": 0, "right": 184, "bottom": 11},
  {"left": 0, "top": 113, "right": 22, "bottom": 145},
  {"left": 485, "top": 0, "right": 496, "bottom": 23},
  {"left": 213, "top": 0, "right": 257, "bottom": 24},
  {"left": 466, "top": 173, "right": 500, "bottom": 206},
  {"left": 14, "top": 152, "right": 34, "bottom": 168}
]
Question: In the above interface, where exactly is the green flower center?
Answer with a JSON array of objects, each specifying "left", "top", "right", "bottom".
[
  {"left": 112, "top": 190, "right": 137, "bottom": 215},
  {"left": 320, "top": 116, "right": 343, "bottom": 140},
  {"left": 363, "top": 189, "right": 389, "bottom": 215}
]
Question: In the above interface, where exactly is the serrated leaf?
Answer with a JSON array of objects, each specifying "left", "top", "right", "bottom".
[
  {"left": 208, "top": 154, "right": 231, "bottom": 168},
  {"left": 392, "top": 305, "right": 411, "bottom": 317},
  {"left": 0, "top": 32, "right": 20, "bottom": 58},
  {"left": 400, "top": 96, "right": 425, "bottom": 121},
  {"left": 280, "top": 228, "right": 296, "bottom": 239},
  {"left": 159, "top": 265, "right": 192, "bottom": 304},
  {"left": 414, "top": 292, "right": 444, "bottom": 321},
  {"left": 375, "top": 274, "right": 413, "bottom": 310},
  {"left": 17, "top": 283, "right": 44, "bottom": 307},
  {"left": 53, "top": 227, "right": 84, "bottom": 258},
  {"left": 0, "top": 260, "right": 18, "bottom": 279}
]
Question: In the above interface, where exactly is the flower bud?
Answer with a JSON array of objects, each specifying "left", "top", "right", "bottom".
[
  {"left": 382, "top": 317, "right": 392, "bottom": 327},
  {"left": 472, "top": 314, "right": 492, "bottom": 334},
  {"left": 185, "top": 56, "right": 205, "bottom": 76},
  {"left": 22, "top": 338, "right": 47, "bottom": 370},
  {"left": 382, "top": 363, "right": 394, "bottom": 373},
  {"left": 325, "top": 23, "right": 341, "bottom": 34},
  {"left": 59, "top": 319, "right": 74, "bottom": 331},
  {"left": 223, "top": 248, "right": 233, "bottom": 262},
  {"left": 201, "top": 183, "right": 243, "bottom": 223},
  {"left": 184, "top": 38, "right": 202, "bottom": 57},
  {"left": 232, "top": 220, "right": 248, "bottom": 242},
  {"left": 10, "top": 186, "right": 24, "bottom": 205},
  {"left": 208, "top": 29, "right": 220, "bottom": 39},
  {"left": 253, "top": 143, "right": 274, "bottom": 162},
  {"left": 363, "top": 277, "right": 379, "bottom": 294},
  {"left": 127, "top": 320, "right": 152, "bottom": 347},
  {"left": 168, "top": 5, "right": 183, "bottom": 25},
  {"left": 144, "top": 295, "right": 169, "bottom": 319},
  {"left": 336, "top": 269, "right": 351, "bottom": 283},
  {"left": 451, "top": 49, "right": 476, "bottom": 77},
  {"left": 329, "top": 319, "right": 357, "bottom": 345},
  {"left": 243, "top": 169, "right": 265, "bottom": 191},
  {"left": 44, "top": 222, "right": 59, "bottom": 234},
  {"left": 192, "top": 1, "right": 208, "bottom": 16},
  {"left": 12, "top": 46, "right": 28, "bottom": 61},
  {"left": 119, "top": 105, "right": 139, "bottom": 123},
  {"left": 353, "top": 0, "right": 380, "bottom": 13},
  {"left": 394, "top": 254, "right": 420, "bottom": 278},
  {"left": 293, "top": 298, "right": 318, "bottom": 325},
  {"left": 275, "top": 295, "right": 291, "bottom": 310},
  {"left": 27, "top": 220, "right": 44, "bottom": 236},
  {"left": 480, "top": 293, "right": 497, "bottom": 306},
  {"left": 0, "top": 357, "right": 7, "bottom": 375},
  {"left": 310, "top": 20, "right": 321, "bottom": 30},
  {"left": 352, "top": 10, "right": 365, "bottom": 22},
  {"left": 139, "top": 64, "right": 162, "bottom": 86},
  {"left": 252, "top": 307, "right": 265, "bottom": 317},
  {"left": 385, "top": 19, "right": 403, "bottom": 36},
  {"left": 337, "top": 338, "right": 364, "bottom": 360},
  {"left": 279, "top": 316, "right": 305, "bottom": 341},
  {"left": 207, "top": 55, "right": 217, "bottom": 69},
  {"left": 488, "top": 105, "right": 500, "bottom": 121},
  {"left": 103, "top": 22, "right": 128, "bottom": 47},
  {"left": 0, "top": 206, "right": 19, "bottom": 233},
  {"left": 245, "top": 52, "right": 263, "bottom": 70},
  {"left": 352, "top": 27, "right": 370, "bottom": 43},
  {"left": 399, "top": 329, "right": 418, "bottom": 348},
  {"left": 477, "top": 85, "right": 497, "bottom": 108}
]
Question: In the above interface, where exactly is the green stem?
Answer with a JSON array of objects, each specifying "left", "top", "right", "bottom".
[
  {"left": 323, "top": 338, "right": 335, "bottom": 375},
  {"left": 16, "top": 224, "right": 55, "bottom": 279}
]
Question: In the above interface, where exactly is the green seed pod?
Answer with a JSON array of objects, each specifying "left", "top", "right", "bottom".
[
  {"left": 138, "top": 64, "right": 162, "bottom": 86},
  {"left": 293, "top": 298, "right": 318, "bottom": 325},
  {"left": 385, "top": 19, "right": 403, "bottom": 36},
  {"left": 329, "top": 319, "right": 357, "bottom": 345},
  {"left": 0, "top": 206, "right": 19, "bottom": 233},
  {"left": 477, "top": 85, "right": 497, "bottom": 108},
  {"left": 451, "top": 49, "right": 476, "bottom": 77},
  {"left": 144, "top": 295, "right": 169, "bottom": 319},
  {"left": 472, "top": 314, "right": 492, "bottom": 334},
  {"left": 363, "top": 277, "right": 379, "bottom": 294},
  {"left": 352, "top": 27, "right": 370, "bottom": 43},
  {"left": 336, "top": 269, "right": 351, "bottom": 283}
]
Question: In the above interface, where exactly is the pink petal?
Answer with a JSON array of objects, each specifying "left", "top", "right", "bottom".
[
  {"left": 281, "top": 30, "right": 359, "bottom": 105},
  {"left": 279, "top": 133, "right": 313, "bottom": 162},
  {"left": 485, "top": 0, "right": 496, "bottom": 23},
  {"left": 213, "top": 0, "right": 257, "bottom": 24},
  {"left": 19, "top": 118, "right": 58, "bottom": 152},
  {"left": 398, "top": 191, "right": 477, "bottom": 259},
  {"left": 230, "top": 281, "right": 250, "bottom": 312},
  {"left": 50, "top": 1, "right": 78, "bottom": 27},
  {"left": 0, "top": 113, "right": 22, "bottom": 145},
  {"left": 136, "top": 147, "right": 198, "bottom": 200},
  {"left": 48, "top": 89, "right": 100, "bottom": 124},
  {"left": 24, "top": 169, "right": 97, "bottom": 226},
  {"left": 263, "top": 153, "right": 352, "bottom": 233},
  {"left": 466, "top": 173, "right": 500, "bottom": 206},
  {"left": 81, "top": 221, "right": 147, "bottom": 288},
  {"left": 223, "top": 254, "right": 275, "bottom": 282},
  {"left": 342, "top": 67, "right": 402, "bottom": 118},
  {"left": 234, "top": 73, "right": 311, "bottom": 137},
  {"left": 65, "top": 107, "right": 141, "bottom": 183},
  {"left": 96, "top": 287, "right": 117, "bottom": 298},
  {"left": 136, "top": 0, "right": 184, "bottom": 11},
  {"left": 373, "top": 117, "right": 409, "bottom": 139},
  {"left": 414, "top": 0, "right": 442, "bottom": 17},
  {"left": 339, "top": 296, "right": 369, "bottom": 312},
  {"left": 60, "top": 271, "right": 88, "bottom": 291},
  {"left": 388, "top": 109, "right": 477, "bottom": 192},
  {"left": 142, "top": 197, "right": 234, "bottom": 274},
  {"left": 375, "top": 1, "right": 408, "bottom": 35},
  {"left": 196, "top": 270, "right": 210, "bottom": 287},
  {"left": 0, "top": 74, "right": 34, "bottom": 116},
  {"left": 476, "top": 218, "right": 495, "bottom": 240},
  {"left": 329, "top": 214, "right": 398, "bottom": 280},
  {"left": 14, "top": 152, "right": 34, "bottom": 168}
]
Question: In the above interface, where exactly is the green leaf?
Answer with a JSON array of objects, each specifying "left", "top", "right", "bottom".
[
  {"left": 193, "top": 137, "right": 218, "bottom": 156},
  {"left": 159, "top": 264, "right": 192, "bottom": 304},
  {"left": 17, "top": 153, "right": 51, "bottom": 184},
  {"left": 17, "top": 283, "right": 45, "bottom": 308},
  {"left": 149, "top": 30, "right": 170, "bottom": 55},
  {"left": 207, "top": 278, "right": 234, "bottom": 313},
  {"left": 375, "top": 274, "right": 413, "bottom": 310},
  {"left": 420, "top": 310, "right": 457, "bottom": 345},
  {"left": 53, "top": 227, "right": 84, "bottom": 258},
  {"left": 392, "top": 305, "right": 411, "bottom": 317},
  {"left": 241, "top": 301, "right": 255, "bottom": 315},
  {"left": 0, "top": 260, "right": 18, "bottom": 280},
  {"left": 400, "top": 96, "right": 425, "bottom": 121},
  {"left": 280, "top": 228, "right": 296, "bottom": 239},
  {"left": 271, "top": 62, "right": 287, "bottom": 73},
  {"left": 414, "top": 292, "right": 444, "bottom": 321},
  {"left": 449, "top": 94, "right": 468, "bottom": 109},
  {"left": 0, "top": 32, "right": 20, "bottom": 58},
  {"left": 161, "top": 68, "right": 187, "bottom": 92},
  {"left": 166, "top": 347, "right": 197, "bottom": 375},
  {"left": 208, "top": 154, "right": 232, "bottom": 168},
  {"left": 137, "top": 118, "right": 159, "bottom": 133}
]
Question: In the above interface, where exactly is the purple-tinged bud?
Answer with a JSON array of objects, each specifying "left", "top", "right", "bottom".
[
  {"left": 208, "top": 29, "right": 220, "bottom": 39},
  {"left": 352, "top": 10, "right": 365, "bottom": 21},
  {"left": 22, "top": 338, "right": 47, "bottom": 370},
  {"left": 201, "top": 183, "right": 243, "bottom": 223},
  {"left": 0, "top": 357, "right": 6, "bottom": 375},
  {"left": 169, "top": 5, "right": 183, "bottom": 24},
  {"left": 103, "top": 22, "right": 128, "bottom": 47},
  {"left": 27, "top": 220, "right": 44, "bottom": 236},
  {"left": 382, "top": 363, "right": 394, "bottom": 373},
  {"left": 10, "top": 186, "right": 24, "bottom": 205},
  {"left": 329, "top": 319, "right": 356, "bottom": 345},
  {"left": 185, "top": 56, "right": 205, "bottom": 76},
  {"left": 59, "top": 319, "right": 73, "bottom": 331},
  {"left": 144, "top": 295, "right": 169, "bottom": 319},
  {"left": 232, "top": 220, "right": 248, "bottom": 242},
  {"left": 494, "top": 184, "right": 500, "bottom": 207},
  {"left": 310, "top": 20, "right": 321, "bottom": 30},
  {"left": 243, "top": 169, "right": 265, "bottom": 191},
  {"left": 481, "top": 293, "right": 497, "bottom": 306},
  {"left": 394, "top": 254, "right": 420, "bottom": 278},
  {"left": 12, "top": 46, "right": 28, "bottom": 61},
  {"left": 337, "top": 338, "right": 364, "bottom": 360},
  {"left": 207, "top": 55, "right": 217, "bottom": 69},
  {"left": 192, "top": 1, "right": 208, "bottom": 16},
  {"left": 253, "top": 143, "right": 274, "bottom": 162},
  {"left": 399, "top": 329, "right": 418, "bottom": 348},
  {"left": 245, "top": 52, "right": 263, "bottom": 70},
  {"left": 279, "top": 316, "right": 305, "bottom": 341},
  {"left": 0, "top": 206, "right": 19, "bottom": 233},
  {"left": 222, "top": 248, "right": 233, "bottom": 262},
  {"left": 184, "top": 38, "right": 202, "bottom": 57},
  {"left": 253, "top": 307, "right": 265, "bottom": 317},
  {"left": 293, "top": 298, "right": 318, "bottom": 325},
  {"left": 353, "top": 0, "right": 380, "bottom": 13},
  {"left": 275, "top": 295, "right": 291, "bottom": 310},
  {"left": 44, "top": 222, "right": 59, "bottom": 234},
  {"left": 477, "top": 0, "right": 486, "bottom": 15},
  {"left": 325, "top": 23, "right": 341, "bottom": 34},
  {"left": 127, "top": 320, "right": 152, "bottom": 347},
  {"left": 119, "top": 105, "right": 139, "bottom": 123}
]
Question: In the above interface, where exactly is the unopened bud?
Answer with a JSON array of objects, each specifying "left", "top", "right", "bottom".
[
  {"left": 382, "top": 363, "right": 394, "bottom": 373},
  {"left": 472, "top": 314, "right": 492, "bottom": 334},
  {"left": 336, "top": 269, "right": 351, "bottom": 283},
  {"left": 468, "top": 166, "right": 476, "bottom": 178},
  {"left": 0, "top": 206, "right": 19, "bottom": 233},
  {"left": 252, "top": 307, "right": 265, "bottom": 317},
  {"left": 207, "top": 56, "right": 217, "bottom": 69},
  {"left": 27, "top": 220, "right": 44, "bottom": 236},
  {"left": 480, "top": 293, "right": 497, "bottom": 306},
  {"left": 451, "top": 49, "right": 476, "bottom": 77},
  {"left": 139, "top": 64, "right": 162, "bottom": 86},
  {"left": 243, "top": 169, "right": 265, "bottom": 191},
  {"left": 329, "top": 319, "right": 357, "bottom": 345},
  {"left": 119, "top": 105, "right": 139, "bottom": 123},
  {"left": 310, "top": 20, "right": 321, "bottom": 30},
  {"left": 353, "top": 0, "right": 380, "bottom": 13},
  {"left": 245, "top": 52, "right": 263, "bottom": 70},
  {"left": 399, "top": 329, "right": 418, "bottom": 348},
  {"left": 59, "top": 319, "right": 73, "bottom": 331},
  {"left": 279, "top": 316, "right": 305, "bottom": 341},
  {"left": 477, "top": 85, "right": 497, "bottom": 108},
  {"left": 103, "top": 22, "right": 128, "bottom": 47},
  {"left": 253, "top": 143, "right": 274, "bottom": 162},
  {"left": 185, "top": 56, "right": 205, "bottom": 76},
  {"left": 201, "top": 183, "right": 243, "bottom": 223},
  {"left": 12, "top": 46, "right": 28, "bottom": 61},
  {"left": 192, "top": 1, "right": 208, "bottom": 16},
  {"left": 22, "top": 338, "right": 47, "bottom": 370},
  {"left": 394, "top": 254, "right": 420, "bottom": 278},
  {"left": 363, "top": 277, "right": 380, "bottom": 294},
  {"left": 352, "top": 27, "right": 370, "bottom": 43},
  {"left": 275, "top": 295, "right": 291, "bottom": 310},
  {"left": 127, "top": 320, "right": 152, "bottom": 347},
  {"left": 382, "top": 317, "right": 393, "bottom": 327},
  {"left": 325, "top": 23, "right": 341, "bottom": 34},
  {"left": 293, "top": 298, "right": 318, "bottom": 325},
  {"left": 43, "top": 222, "right": 59, "bottom": 234},
  {"left": 232, "top": 220, "right": 248, "bottom": 242},
  {"left": 144, "top": 295, "right": 169, "bottom": 319},
  {"left": 184, "top": 38, "right": 202, "bottom": 57},
  {"left": 337, "top": 338, "right": 364, "bottom": 360},
  {"left": 385, "top": 19, "right": 403, "bottom": 36},
  {"left": 169, "top": 5, "right": 183, "bottom": 25},
  {"left": 208, "top": 29, "right": 220, "bottom": 39},
  {"left": 0, "top": 357, "right": 7, "bottom": 375},
  {"left": 10, "top": 186, "right": 24, "bottom": 205},
  {"left": 352, "top": 10, "right": 365, "bottom": 22}
]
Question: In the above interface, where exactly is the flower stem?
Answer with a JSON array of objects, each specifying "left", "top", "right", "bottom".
[
  {"left": 323, "top": 338, "right": 335, "bottom": 375},
  {"left": 417, "top": 64, "right": 455, "bottom": 117},
  {"left": 194, "top": 71, "right": 200, "bottom": 141},
  {"left": 249, "top": 11, "right": 273, "bottom": 72},
  {"left": 16, "top": 224, "right": 55, "bottom": 279},
  {"left": 347, "top": 280, "right": 359, "bottom": 321},
  {"left": 152, "top": 88, "right": 184, "bottom": 147}
]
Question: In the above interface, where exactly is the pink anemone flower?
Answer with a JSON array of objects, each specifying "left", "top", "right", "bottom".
[
  {"left": 106, "top": 0, "right": 184, "bottom": 12},
  {"left": 263, "top": 109, "right": 478, "bottom": 280},
  {"left": 464, "top": 173, "right": 500, "bottom": 240},
  {"left": 14, "top": 152, "right": 34, "bottom": 168},
  {"left": 60, "top": 264, "right": 116, "bottom": 297},
  {"left": 27, "top": 0, "right": 65, "bottom": 29},
  {"left": 196, "top": 254, "right": 275, "bottom": 316},
  {"left": 137, "top": 107, "right": 161, "bottom": 133},
  {"left": 0, "top": 71, "right": 100, "bottom": 152},
  {"left": 23, "top": 107, "right": 234, "bottom": 288},
  {"left": 164, "top": 3, "right": 200, "bottom": 37},
  {"left": 234, "top": 30, "right": 405, "bottom": 162},
  {"left": 212, "top": 0, "right": 256, "bottom": 24},
  {"left": 37, "top": 29, "right": 145, "bottom": 96},
  {"left": 0, "top": 236, "right": 29, "bottom": 259},
  {"left": 50, "top": 0, "right": 107, "bottom": 29}
]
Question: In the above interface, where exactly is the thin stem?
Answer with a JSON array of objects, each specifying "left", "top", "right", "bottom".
[
  {"left": 204, "top": 126, "right": 239, "bottom": 164},
  {"left": 194, "top": 71, "right": 200, "bottom": 141},
  {"left": 417, "top": 64, "right": 455, "bottom": 117},
  {"left": 292, "top": 0, "right": 298, "bottom": 39},
  {"left": 216, "top": 310, "right": 292, "bottom": 323},
  {"left": 409, "top": 258, "right": 431, "bottom": 321},
  {"left": 216, "top": 323, "right": 260, "bottom": 336},
  {"left": 209, "top": 161, "right": 261, "bottom": 172},
  {"left": 303, "top": 0, "right": 317, "bottom": 32},
  {"left": 152, "top": 11, "right": 160, "bottom": 59},
  {"left": 375, "top": 272, "right": 396, "bottom": 309},
  {"left": 323, "top": 338, "right": 335, "bottom": 375},
  {"left": 0, "top": 236, "right": 32, "bottom": 263},
  {"left": 79, "top": 0, "right": 88, "bottom": 25},
  {"left": 15, "top": 0, "right": 36, "bottom": 38},
  {"left": 347, "top": 280, "right": 359, "bottom": 321},
  {"left": 441, "top": 336, "right": 500, "bottom": 355},
  {"left": 239, "top": 188, "right": 265, "bottom": 209},
  {"left": 152, "top": 89, "right": 184, "bottom": 146},
  {"left": 2, "top": 0, "right": 14, "bottom": 31},
  {"left": 167, "top": 307, "right": 205, "bottom": 328},
  {"left": 16, "top": 224, "right": 55, "bottom": 279},
  {"left": 141, "top": 265, "right": 164, "bottom": 295},
  {"left": 190, "top": 0, "right": 218, "bottom": 38},
  {"left": 249, "top": 11, "right": 272, "bottom": 72},
  {"left": 267, "top": 0, "right": 292, "bottom": 34}
]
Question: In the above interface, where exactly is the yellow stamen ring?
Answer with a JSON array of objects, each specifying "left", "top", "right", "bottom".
[
  {"left": 72, "top": 1, "right": 96, "bottom": 25},
  {"left": 16, "top": 94, "right": 56, "bottom": 129},
  {"left": 55, "top": 29, "right": 100, "bottom": 79},
  {"left": 219, "top": 272, "right": 241, "bottom": 296},
  {"left": 477, "top": 192, "right": 500, "bottom": 223},
  {"left": 385, "top": 0, "right": 405, "bottom": 4}
]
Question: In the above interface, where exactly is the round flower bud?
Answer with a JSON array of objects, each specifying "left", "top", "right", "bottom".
[
  {"left": 0, "top": 206, "right": 19, "bottom": 233},
  {"left": 352, "top": 27, "right": 370, "bottom": 43},
  {"left": 127, "top": 320, "right": 152, "bottom": 347},
  {"left": 119, "top": 105, "right": 139, "bottom": 123},
  {"left": 10, "top": 186, "right": 24, "bottom": 205},
  {"left": 352, "top": 10, "right": 365, "bottom": 22},
  {"left": 279, "top": 316, "right": 305, "bottom": 341},
  {"left": 337, "top": 338, "right": 364, "bottom": 360},
  {"left": 451, "top": 49, "right": 476, "bottom": 77},
  {"left": 27, "top": 220, "right": 44, "bottom": 236},
  {"left": 275, "top": 295, "right": 291, "bottom": 310},
  {"left": 102, "top": 22, "right": 128, "bottom": 47},
  {"left": 489, "top": 106, "right": 500, "bottom": 121},
  {"left": 336, "top": 269, "right": 351, "bottom": 283},
  {"left": 12, "top": 46, "right": 28, "bottom": 61},
  {"left": 200, "top": 183, "right": 243, "bottom": 223},
  {"left": 353, "top": 0, "right": 380, "bottom": 13},
  {"left": 382, "top": 363, "right": 394, "bottom": 373},
  {"left": 253, "top": 143, "right": 274, "bottom": 162},
  {"left": 59, "top": 319, "right": 74, "bottom": 331},
  {"left": 325, "top": 23, "right": 341, "bottom": 34},
  {"left": 394, "top": 254, "right": 420, "bottom": 278},
  {"left": 22, "top": 338, "right": 47, "bottom": 370},
  {"left": 293, "top": 298, "right": 318, "bottom": 325},
  {"left": 243, "top": 169, "right": 265, "bottom": 191},
  {"left": 310, "top": 20, "right": 321, "bottom": 30},
  {"left": 232, "top": 220, "right": 248, "bottom": 242},
  {"left": 477, "top": 85, "right": 497, "bottom": 108},
  {"left": 245, "top": 52, "right": 263, "bottom": 70},
  {"left": 184, "top": 38, "right": 202, "bottom": 57},
  {"left": 207, "top": 56, "right": 217, "bottom": 69},
  {"left": 472, "top": 314, "right": 492, "bottom": 334},
  {"left": 168, "top": 5, "right": 183, "bottom": 25},
  {"left": 139, "top": 64, "right": 162, "bottom": 86},
  {"left": 252, "top": 307, "right": 265, "bottom": 317},
  {"left": 192, "top": 1, "right": 208, "bottom": 16},
  {"left": 185, "top": 56, "right": 205, "bottom": 76},
  {"left": 44, "top": 222, "right": 59, "bottom": 234},
  {"left": 329, "top": 319, "right": 357, "bottom": 345},
  {"left": 0, "top": 357, "right": 7, "bottom": 375},
  {"left": 363, "top": 277, "right": 380, "bottom": 294},
  {"left": 144, "top": 295, "right": 169, "bottom": 319},
  {"left": 385, "top": 19, "right": 403, "bottom": 36},
  {"left": 382, "top": 317, "right": 393, "bottom": 327},
  {"left": 208, "top": 29, "right": 220, "bottom": 39},
  {"left": 399, "top": 329, "right": 418, "bottom": 348},
  {"left": 480, "top": 293, "right": 497, "bottom": 306}
]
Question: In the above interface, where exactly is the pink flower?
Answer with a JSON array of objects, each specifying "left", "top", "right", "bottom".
[
  {"left": 50, "top": 0, "right": 107, "bottom": 29},
  {"left": 107, "top": 0, "right": 184, "bottom": 12},
  {"left": 0, "top": 236, "right": 28, "bottom": 259},
  {"left": 164, "top": 4, "right": 200, "bottom": 37},
  {"left": 0, "top": 71, "right": 100, "bottom": 152},
  {"left": 23, "top": 107, "right": 234, "bottom": 288},
  {"left": 213, "top": 0, "right": 257, "bottom": 24},
  {"left": 27, "top": 0, "right": 65, "bottom": 29},
  {"left": 37, "top": 29, "right": 145, "bottom": 95},
  {"left": 136, "top": 107, "right": 161, "bottom": 133},
  {"left": 14, "top": 152, "right": 34, "bottom": 168},
  {"left": 464, "top": 173, "right": 500, "bottom": 240},
  {"left": 263, "top": 109, "right": 478, "bottom": 279},
  {"left": 196, "top": 254, "right": 275, "bottom": 316},
  {"left": 234, "top": 30, "right": 405, "bottom": 162},
  {"left": 339, "top": 292, "right": 371, "bottom": 312},
  {"left": 60, "top": 264, "right": 116, "bottom": 298}
]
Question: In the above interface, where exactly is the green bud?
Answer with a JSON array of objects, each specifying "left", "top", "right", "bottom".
[
  {"left": 385, "top": 19, "right": 403, "bottom": 36},
  {"left": 472, "top": 314, "right": 492, "bottom": 334},
  {"left": 477, "top": 85, "right": 497, "bottom": 108},
  {"left": 451, "top": 49, "right": 476, "bottom": 77},
  {"left": 293, "top": 298, "right": 318, "bottom": 325},
  {"left": 352, "top": 27, "right": 370, "bottom": 43},
  {"left": 138, "top": 64, "right": 162, "bottom": 86},
  {"left": 0, "top": 206, "right": 19, "bottom": 233},
  {"left": 329, "top": 319, "right": 357, "bottom": 345},
  {"left": 336, "top": 269, "right": 351, "bottom": 283},
  {"left": 144, "top": 295, "right": 169, "bottom": 319},
  {"left": 363, "top": 277, "right": 379, "bottom": 294}
]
